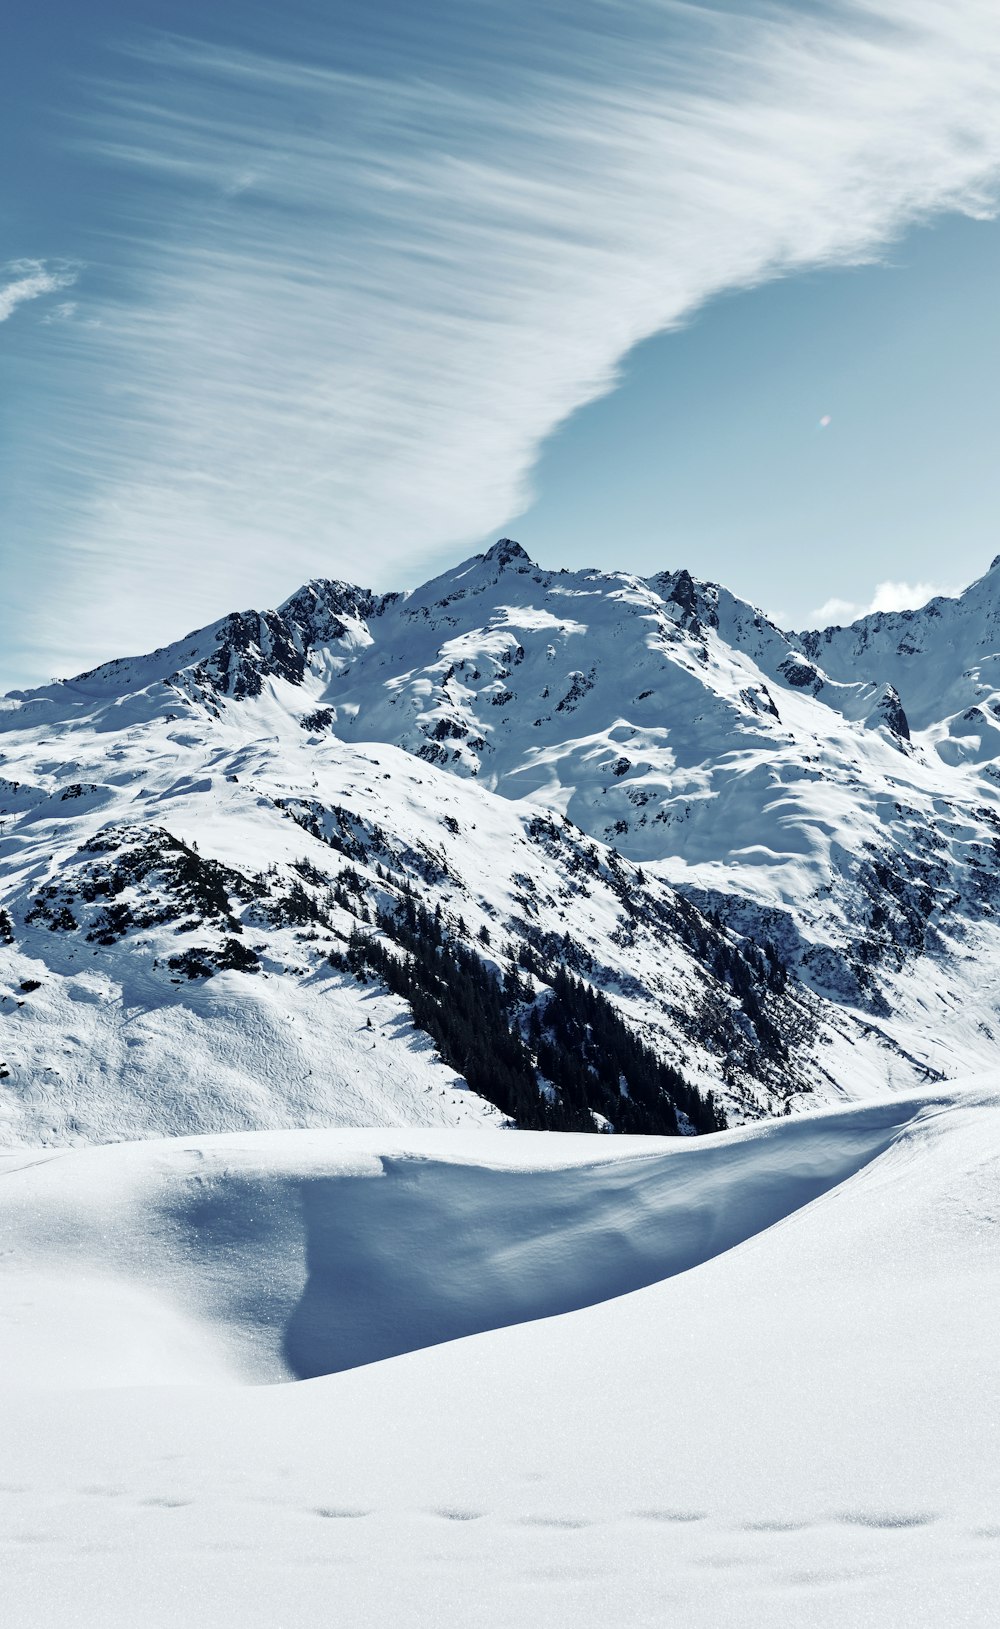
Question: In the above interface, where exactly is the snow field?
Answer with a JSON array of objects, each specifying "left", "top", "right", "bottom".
[
  {"left": 4, "top": 1083, "right": 1000, "bottom": 1625},
  {"left": 0, "top": 1093, "right": 925, "bottom": 1388}
]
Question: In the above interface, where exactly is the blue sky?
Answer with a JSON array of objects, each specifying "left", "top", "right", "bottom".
[
  {"left": 516, "top": 210, "right": 1000, "bottom": 625},
  {"left": 4, "top": 1, "right": 1000, "bottom": 688}
]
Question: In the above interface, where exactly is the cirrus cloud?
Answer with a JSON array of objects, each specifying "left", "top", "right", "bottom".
[{"left": 16, "top": 0, "right": 1000, "bottom": 679}]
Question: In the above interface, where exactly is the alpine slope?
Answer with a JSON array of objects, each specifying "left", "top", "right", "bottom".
[
  {"left": 5, "top": 538, "right": 1000, "bottom": 1139},
  {"left": 5, "top": 541, "right": 1000, "bottom": 1627}
]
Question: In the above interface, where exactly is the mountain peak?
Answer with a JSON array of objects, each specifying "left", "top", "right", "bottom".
[
  {"left": 483, "top": 537, "right": 532, "bottom": 568},
  {"left": 10, "top": 532, "right": 1000, "bottom": 1148}
]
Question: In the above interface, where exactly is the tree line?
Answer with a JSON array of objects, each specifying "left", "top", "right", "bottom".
[{"left": 332, "top": 896, "right": 726, "bottom": 1136}]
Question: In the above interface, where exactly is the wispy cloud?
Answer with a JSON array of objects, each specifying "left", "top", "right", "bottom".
[
  {"left": 40, "top": 300, "right": 80, "bottom": 325},
  {"left": 19, "top": 0, "right": 1000, "bottom": 675},
  {"left": 811, "top": 578, "right": 961, "bottom": 625},
  {"left": 0, "top": 260, "right": 77, "bottom": 323}
]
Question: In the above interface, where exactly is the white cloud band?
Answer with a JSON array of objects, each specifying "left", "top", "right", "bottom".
[
  {"left": 21, "top": 0, "right": 1000, "bottom": 672},
  {"left": 811, "top": 579, "right": 962, "bottom": 626}
]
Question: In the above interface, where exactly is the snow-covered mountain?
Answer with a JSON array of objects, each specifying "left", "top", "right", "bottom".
[{"left": 5, "top": 538, "right": 1000, "bottom": 1144}]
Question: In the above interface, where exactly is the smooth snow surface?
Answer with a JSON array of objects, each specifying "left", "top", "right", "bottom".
[{"left": 5, "top": 1086, "right": 1000, "bottom": 1625}]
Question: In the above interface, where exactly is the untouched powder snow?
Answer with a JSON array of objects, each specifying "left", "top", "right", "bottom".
[
  {"left": 0, "top": 1096, "right": 920, "bottom": 1388},
  {"left": 4, "top": 1084, "right": 1000, "bottom": 1625}
]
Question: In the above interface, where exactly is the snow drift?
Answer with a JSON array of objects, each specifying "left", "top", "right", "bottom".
[
  {"left": 0, "top": 1092, "right": 926, "bottom": 1388},
  {"left": 4, "top": 1083, "right": 999, "bottom": 1625}
]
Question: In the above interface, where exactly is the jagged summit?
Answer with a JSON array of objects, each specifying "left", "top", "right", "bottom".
[
  {"left": 5, "top": 542, "right": 1000, "bottom": 1147},
  {"left": 482, "top": 537, "right": 533, "bottom": 568}
]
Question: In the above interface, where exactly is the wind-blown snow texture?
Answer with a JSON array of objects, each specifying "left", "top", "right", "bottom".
[
  {"left": 5, "top": 538, "right": 1000, "bottom": 1140},
  {"left": 3, "top": 1086, "right": 999, "bottom": 1625}
]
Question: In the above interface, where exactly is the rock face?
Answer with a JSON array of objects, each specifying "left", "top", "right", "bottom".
[
  {"left": 5, "top": 540, "right": 1000, "bottom": 1144},
  {"left": 870, "top": 683, "right": 911, "bottom": 742}
]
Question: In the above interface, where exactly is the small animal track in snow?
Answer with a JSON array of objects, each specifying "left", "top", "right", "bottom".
[
  {"left": 832, "top": 1510, "right": 938, "bottom": 1530},
  {"left": 631, "top": 1508, "right": 707, "bottom": 1524},
  {"left": 515, "top": 1514, "right": 593, "bottom": 1529}
]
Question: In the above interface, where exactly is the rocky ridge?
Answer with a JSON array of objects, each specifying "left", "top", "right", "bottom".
[{"left": 4, "top": 540, "right": 1000, "bottom": 1143}]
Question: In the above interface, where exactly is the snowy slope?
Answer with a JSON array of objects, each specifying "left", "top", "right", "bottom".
[
  {"left": 4, "top": 1085, "right": 999, "bottom": 1626},
  {"left": 0, "top": 704, "right": 804, "bottom": 1139},
  {"left": 796, "top": 554, "right": 1000, "bottom": 746},
  {"left": 6, "top": 546, "right": 1000, "bottom": 1627},
  {"left": 6, "top": 539, "right": 1000, "bottom": 1139},
  {"left": 0, "top": 1093, "right": 918, "bottom": 1388}
]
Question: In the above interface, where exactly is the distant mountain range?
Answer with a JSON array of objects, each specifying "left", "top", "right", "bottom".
[{"left": 5, "top": 538, "right": 1000, "bottom": 1145}]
